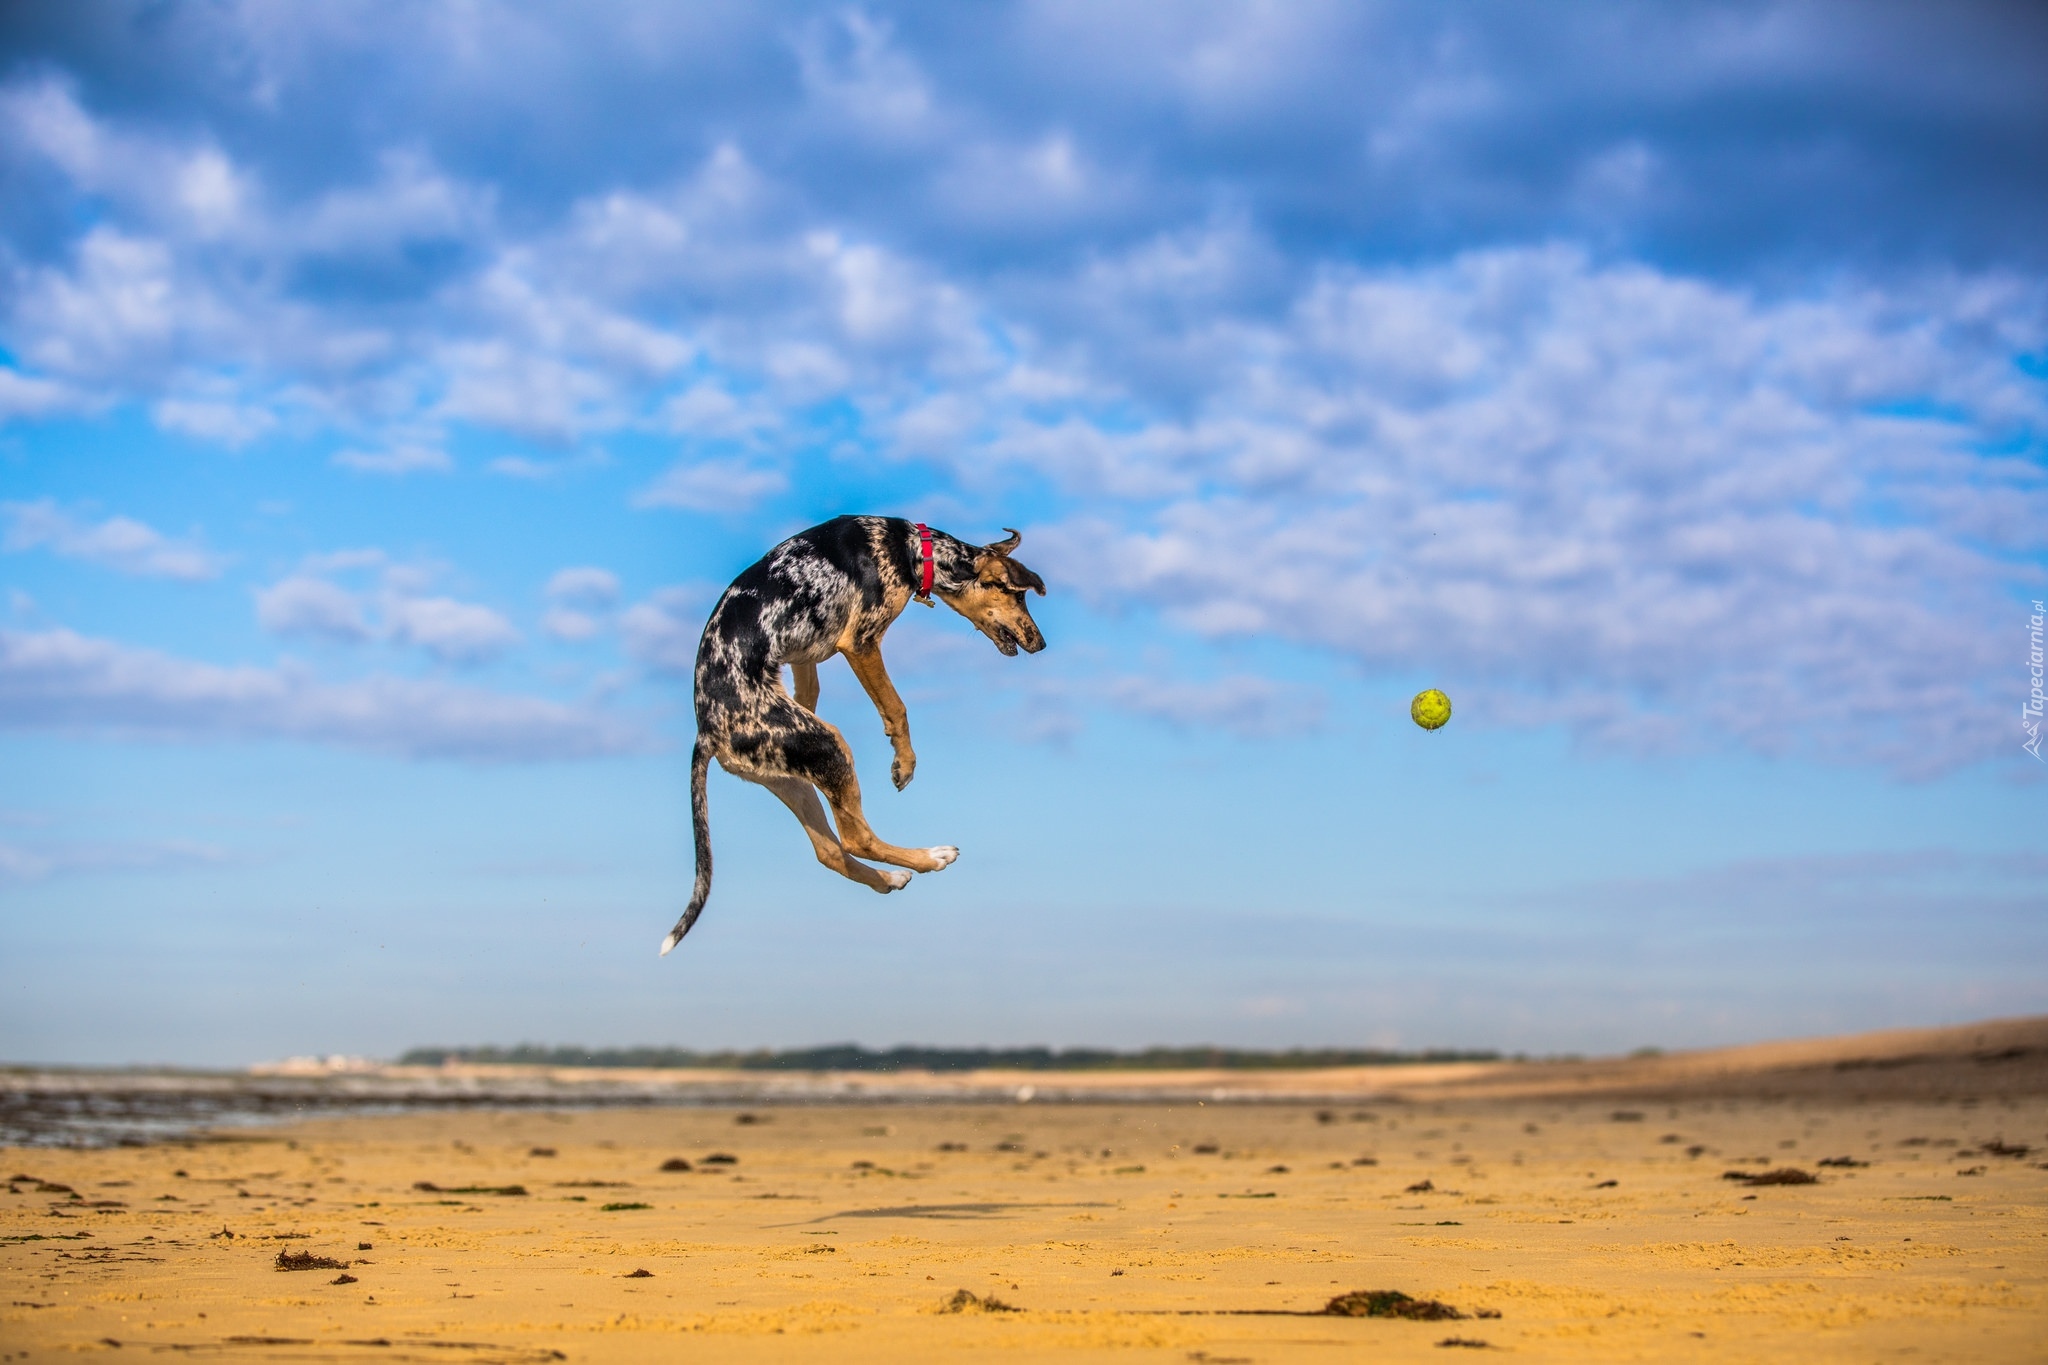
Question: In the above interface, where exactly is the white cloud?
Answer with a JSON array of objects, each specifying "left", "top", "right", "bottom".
[
  {"left": 433, "top": 344, "right": 620, "bottom": 443},
  {"left": 1, "top": 75, "right": 257, "bottom": 240},
  {"left": 811, "top": 233, "right": 918, "bottom": 343},
  {"left": 1101, "top": 673, "right": 1326, "bottom": 739},
  {"left": 657, "top": 381, "right": 779, "bottom": 439},
  {"left": 542, "top": 608, "right": 604, "bottom": 642},
  {"left": 2, "top": 75, "right": 107, "bottom": 184},
  {"left": 255, "top": 556, "right": 521, "bottom": 664},
  {"left": 331, "top": 443, "right": 453, "bottom": 475},
  {"left": 545, "top": 566, "right": 621, "bottom": 607},
  {"left": 0, "top": 367, "right": 88, "bottom": 421},
  {"left": 793, "top": 9, "right": 934, "bottom": 139},
  {"left": 538, "top": 568, "right": 619, "bottom": 642},
  {"left": 619, "top": 586, "right": 710, "bottom": 676},
  {"left": 152, "top": 395, "right": 276, "bottom": 446},
  {"left": 15, "top": 227, "right": 182, "bottom": 379},
  {"left": 255, "top": 575, "right": 373, "bottom": 641},
  {"left": 0, "top": 626, "right": 642, "bottom": 761},
  {"left": 1018, "top": 245, "right": 2046, "bottom": 774},
  {"left": 300, "top": 547, "right": 388, "bottom": 574},
  {"left": 294, "top": 146, "right": 490, "bottom": 257},
  {"left": 2, "top": 70, "right": 2041, "bottom": 772},
  {"left": 486, "top": 449, "right": 610, "bottom": 480},
  {"left": 633, "top": 456, "right": 788, "bottom": 512},
  {"left": 933, "top": 131, "right": 1126, "bottom": 232},
  {"left": 0, "top": 837, "right": 229, "bottom": 885},
  {"left": 1, "top": 87, "right": 957, "bottom": 449},
  {"left": 0, "top": 843, "right": 44, "bottom": 882},
  {"left": 384, "top": 595, "right": 521, "bottom": 664},
  {"left": 802, "top": 229, "right": 981, "bottom": 357},
  {"left": 2, "top": 499, "right": 224, "bottom": 580}
]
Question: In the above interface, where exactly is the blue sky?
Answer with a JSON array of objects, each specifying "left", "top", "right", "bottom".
[{"left": 2, "top": 1, "right": 2044, "bottom": 1065}]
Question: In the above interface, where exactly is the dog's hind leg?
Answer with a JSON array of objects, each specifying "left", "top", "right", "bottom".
[
  {"left": 760, "top": 775, "right": 909, "bottom": 893},
  {"left": 789, "top": 661, "right": 820, "bottom": 713},
  {"left": 776, "top": 710, "right": 957, "bottom": 875},
  {"left": 811, "top": 765, "right": 959, "bottom": 874}
]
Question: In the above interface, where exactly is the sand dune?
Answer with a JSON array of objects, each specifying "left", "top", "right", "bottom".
[{"left": 4, "top": 1017, "right": 2044, "bottom": 1362}]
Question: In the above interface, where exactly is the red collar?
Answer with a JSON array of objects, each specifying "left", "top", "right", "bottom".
[{"left": 913, "top": 522, "right": 935, "bottom": 601}]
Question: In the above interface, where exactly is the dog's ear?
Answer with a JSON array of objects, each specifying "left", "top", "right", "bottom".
[
  {"left": 1001, "top": 558, "right": 1046, "bottom": 596},
  {"left": 975, "top": 529, "right": 1042, "bottom": 593},
  {"left": 974, "top": 549, "right": 1045, "bottom": 596}
]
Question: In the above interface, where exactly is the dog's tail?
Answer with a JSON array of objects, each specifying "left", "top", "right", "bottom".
[{"left": 659, "top": 737, "right": 714, "bottom": 956}]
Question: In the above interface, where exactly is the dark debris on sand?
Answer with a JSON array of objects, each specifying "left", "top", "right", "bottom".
[
  {"left": 275, "top": 1249, "right": 351, "bottom": 1272},
  {"left": 1722, "top": 1168, "right": 1819, "bottom": 1186},
  {"left": 939, "top": 1288, "right": 1020, "bottom": 1313},
  {"left": 1325, "top": 1290, "right": 1464, "bottom": 1320}
]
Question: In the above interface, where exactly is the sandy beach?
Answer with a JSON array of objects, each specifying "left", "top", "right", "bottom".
[{"left": 4, "top": 1017, "right": 2045, "bottom": 1363}]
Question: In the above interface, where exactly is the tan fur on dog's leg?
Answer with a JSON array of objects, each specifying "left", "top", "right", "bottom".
[
  {"left": 790, "top": 661, "right": 820, "bottom": 713},
  {"left": 761, "top": 777, "right": 907, "bottom": 892},
  {"left": 841, "top": 646, "right": 916, "bottom": 789},
  {"left": 812, "top": 761, "right": 957, "bottom": 873}
]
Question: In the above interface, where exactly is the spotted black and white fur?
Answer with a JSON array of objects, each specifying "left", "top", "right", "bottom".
[{"left": 660, "top": 515, "right": 1047, "bottom": 955}]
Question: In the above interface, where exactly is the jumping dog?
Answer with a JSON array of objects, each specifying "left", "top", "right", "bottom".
[{"left": 660, "top": 515, "right": 1047, "bottom": 955}]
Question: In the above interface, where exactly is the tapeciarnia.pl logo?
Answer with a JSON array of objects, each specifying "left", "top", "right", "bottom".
[{"left": 2027, "top": 600, "right": 2045, "bottom": 761}]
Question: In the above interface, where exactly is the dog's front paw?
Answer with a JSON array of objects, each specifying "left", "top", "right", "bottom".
[
  {"left": 892, "top": 752, "right": 917, "bottom": 790},
  {"left": 878, "top": 868, "right": 913, "bottom": 892},
  {"left": 923, "top": 845, "right": 958, "bottom": 871}
]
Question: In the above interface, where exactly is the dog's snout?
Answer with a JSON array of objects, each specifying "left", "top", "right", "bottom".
[{"left": 1002, "top": 614, "right": 1046, "bottom": 655}]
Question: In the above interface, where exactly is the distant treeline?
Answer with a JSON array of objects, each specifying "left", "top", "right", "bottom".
[{"left": 396, "top": 1044, "right": 1501, "bottom": 1072}]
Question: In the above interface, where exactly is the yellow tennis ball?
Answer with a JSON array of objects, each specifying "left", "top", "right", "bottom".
[{"left": 1411, "top": 688, "right": 1452, "bottom": 731}]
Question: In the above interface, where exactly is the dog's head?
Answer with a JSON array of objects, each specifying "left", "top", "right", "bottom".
[{"left": 937, "top": 528, "right": 1046, "bottom": 657}]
